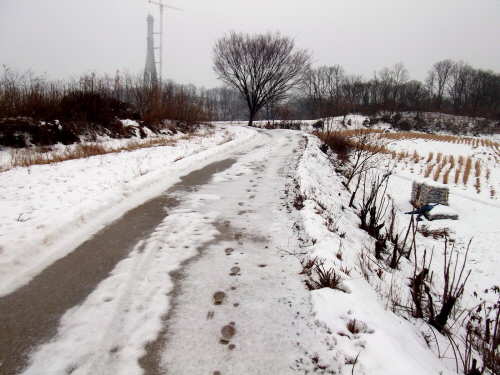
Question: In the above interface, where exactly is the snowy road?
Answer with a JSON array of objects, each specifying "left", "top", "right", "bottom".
[{"left": 2, "top": 130, "right": 332, "bottom": 375}]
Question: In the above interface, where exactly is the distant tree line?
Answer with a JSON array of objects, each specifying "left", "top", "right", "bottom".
[
  {"left": 208, "top": 59, "right": 500, "bottom": 128},
  {"left": 0, "top": 67, "right": 212, "bottom": 146},
  {"left": 1, "top": 57, "right": 499, "bottom": 147},
  {"left": 295, "top": 60, "right": 500, "bottom": 121}
]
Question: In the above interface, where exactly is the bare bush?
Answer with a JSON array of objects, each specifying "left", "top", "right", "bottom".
[
  {"left": 463, "top": 286, "right": 500, "bottom": 375},
  {"left": 386, "top": 203, "right": 417, "bottom": 269},
  {"left": 410, "top": 239, "right": 471, "bottom": 332},
  {"left": 0, "top": 68, "right": 211, "bottom": 148},
  {"left": 357, "top": 170, "right": 392, "bottom": 258},
  {"left": 428, "top": 239, "right": 471, "bottom": 332},
  {"left": 303, "top": 258, "right": 343, "bottom": 291},
  {"left": 317, "top": 131, "right": 352, "bottom": 163}
]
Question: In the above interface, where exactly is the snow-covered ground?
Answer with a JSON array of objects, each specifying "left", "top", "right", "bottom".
[
  {"left": 0, "top": 125, "right": 255, "bottom": 297},
  {"left": 294, "top": 117, "right": 500, "bottom": 374},
  {"left": 0, "top": 119, "right": 498, "bottom": 374}
]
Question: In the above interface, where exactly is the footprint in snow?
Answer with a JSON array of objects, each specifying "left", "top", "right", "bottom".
[
  {"left": 225, "top": 247, "right": 234, "bottom": 255},
  {"left": 213, "top": 291, "right": 226, "bottom": 305},
  {"left": 220, "top": 322, "right": 236, "bottom": 344},
  {"left": 230, "top": 266, "right": 240, "bottom": 276},
  {"left": 238, "top": 202, "right": 244, "bottom": 206}
]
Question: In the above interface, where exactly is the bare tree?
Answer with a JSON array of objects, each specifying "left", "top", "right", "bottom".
[
  {"left": 303, "top": 65, "right": 345, "bottom": 119},
  {"left": 390, "top": 62, "right": 409, "bottom": 113},
  {"left": 426, "top": 59, "right": 454, "bottom": 111},
  {"left": 404, "top": 80, "right": 429, "bottom": 118},
  {"left": 342, "top": 74, "right": 365, "bottom": 123},
  {"left": 212, "top": 31, "right": 311, "bottom": 126},
  {"left": 447, "top": 61, "right": 474, "bottom": 115},
  {"left": 377, "top": 67, "right": 394, "bottom": 112}
]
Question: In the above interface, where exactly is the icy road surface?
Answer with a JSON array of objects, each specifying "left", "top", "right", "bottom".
[{"left": 6, "top": 130, "right": 334, "bottom": 375}]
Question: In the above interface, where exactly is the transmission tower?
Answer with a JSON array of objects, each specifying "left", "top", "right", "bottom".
[
  {"left": 144, "top": 14, "right": 157, "bottom": 84},
  {"left": 148, "top": 0, "right": 183, "bottom": 82}
]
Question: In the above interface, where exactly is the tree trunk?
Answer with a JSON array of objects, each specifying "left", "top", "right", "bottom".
[{"left": 248, "top": 112, "right": 255, "bottom": 126}]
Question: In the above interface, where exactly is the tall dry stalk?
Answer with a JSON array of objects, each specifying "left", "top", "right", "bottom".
[
  {"left": 427, "top": 152, "right": 434, "bottom": 163},
  {"left": 474, "top": 159, "right": 482, "bottom": 178},
  {"left": 424, "top": 163, "right": 434, "bottom": 178},
  {"left": 463, "top": 157, "right": 473, "bottom": 185},
  {"left": 412, "top": 150, "right": 420, "bottom": 163},
  {"left": 454, "top": 168, "right": 461, "bottom": 184},
  {"left": 436, "top": 152, "right": 443, "bottom": 163},
  {"left": 443, "top": 168, "right": 451, "bottom": 184},
  {"left": 449, "top": 155, "right": 455, "bottom": 170},
  {"left": 433, "top": 163, "right": 444, "bottom": 182}
]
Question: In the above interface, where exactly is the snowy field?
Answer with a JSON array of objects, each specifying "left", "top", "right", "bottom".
[
  {"left": 0, "top": 119, "right": 498, "bottom": 374},
  {"left": 294, "top": 117, "right": 500, "bottom": 374}
]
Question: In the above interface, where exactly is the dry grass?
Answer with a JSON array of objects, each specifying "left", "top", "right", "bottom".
[
  {"left": 474, "top": 159, "right": 482, "bottom": 178},
  {"left": 454, "top": 168, "right": 461, "bottom": 184},
  {"left": 412, "top": 150, "right": 420, "bottom": 163},
  {"left": 9, "top": 143, "right": 112, "bottom": 168},
  {"left": 436, "top": 152, "right": 442, "bottom": 164},
  {"left": 442, "top": 168, "right": 451, "bottom": 184},
  {"left": 433, "top": 163, "right": 444, "bottom": 182},
  {"left": 1, "top": 132, "right": 209, "bottom": 170},
  {"left": 463, "top": 156, "right": 473, "bottom": 185},
  {"left": 319, "top": 128, "right": 499, "bottom": 193},
  {"left": 424, "top": 163, "right": 434, "bottom": 178}
]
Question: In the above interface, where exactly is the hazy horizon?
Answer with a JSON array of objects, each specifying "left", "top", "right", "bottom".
[{"left": 1, "top": 0, "right": 499, "bottom": 88}]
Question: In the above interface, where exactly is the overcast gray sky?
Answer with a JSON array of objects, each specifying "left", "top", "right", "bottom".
[{"left": 1, "top": 0, "right": 499, "bottom": 88}]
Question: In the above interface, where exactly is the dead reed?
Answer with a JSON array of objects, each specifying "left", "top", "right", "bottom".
[
  {"left": 2, "top": 133, "right": 205, "bottom": 170},
  {"left": 442, "top": 168, "right": 451, "bottom": 184},
  {"left": 463, "top": 156, "right": 473, "bottom": 185},
  {"left": 424, "top": 163, "right": 434, "bottom": 178},
  {"left": 412, "top": 150, "right": 420, "bottom": 163},
  {"left": 433, "top": 163, "right": 444, "bottom": 182},
  {"left": 454, "top": 168, "right": 461, "bottom": 184},
  {"left": 474, "top": 159, "right": 482, "bottom": 178}
]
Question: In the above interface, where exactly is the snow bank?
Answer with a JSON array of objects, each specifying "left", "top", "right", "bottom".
[
  {"left": 0, "top": 125, "right": 258, "bottom": 297},
  {"left": 294, "top": 133, "right": 457, "bottom": 374}
]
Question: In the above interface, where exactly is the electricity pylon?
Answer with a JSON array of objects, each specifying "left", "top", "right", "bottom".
[{"left": 148, "top": 0, "right": 183, "bottom": 83}]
